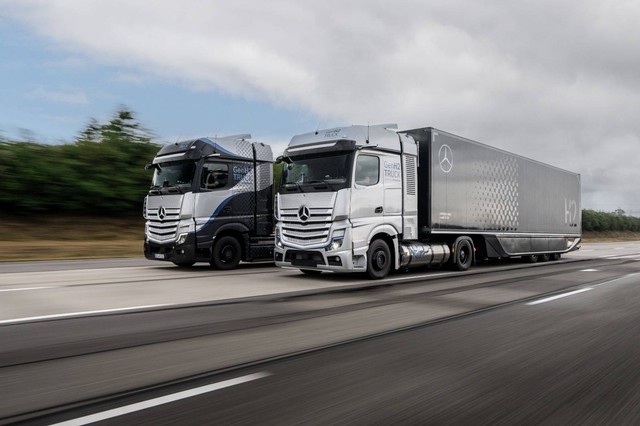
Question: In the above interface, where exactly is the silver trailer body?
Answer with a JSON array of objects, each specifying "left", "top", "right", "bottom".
[{"left": 406, "top": 127, "right": 581, "bottom": 257}]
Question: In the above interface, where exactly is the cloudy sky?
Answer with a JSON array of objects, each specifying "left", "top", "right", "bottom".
[{"left": 1, "top": 0, "right": 639, "bottom": 212}]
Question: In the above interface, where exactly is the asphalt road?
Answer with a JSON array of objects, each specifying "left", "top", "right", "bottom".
[{"left": 1, "top": 242, "right": 640, "bottom": 424}]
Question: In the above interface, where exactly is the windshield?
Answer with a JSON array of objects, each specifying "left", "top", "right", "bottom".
[
  {"left": 149, "top": 161, "right": 196, "bottom": 194},
  {"left": 281, "top": 152, "right": 354, "bottom": 193}
]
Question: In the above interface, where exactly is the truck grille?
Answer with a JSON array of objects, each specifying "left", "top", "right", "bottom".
[
  {"left": 280, "top": 207, "right": 333, "bottom": 246},
  {"left": 146, "top": 207, "right": 181, "bottom": 242}
]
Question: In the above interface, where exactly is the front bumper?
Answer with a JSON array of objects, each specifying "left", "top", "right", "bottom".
[{"left": 144, "top": 234, "right": 196, "bottom": 264}]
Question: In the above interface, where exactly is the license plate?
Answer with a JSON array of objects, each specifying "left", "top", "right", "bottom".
[{"left": 154, "top": 253, "right": 165, "bottom": 259}]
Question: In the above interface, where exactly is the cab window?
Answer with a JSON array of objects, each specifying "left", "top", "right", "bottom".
[
  {"left": 355, "top": 155, "right": 379, "bottom": 186},
  {"left": 201, "top": 162, "right": 229, "bottom": 190}
]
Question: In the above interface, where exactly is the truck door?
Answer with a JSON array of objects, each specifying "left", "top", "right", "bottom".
[{"left": 350, "top": 153, "right": 384, "bottom": 248}]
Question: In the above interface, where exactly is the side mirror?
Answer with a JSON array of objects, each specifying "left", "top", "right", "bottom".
[
  {"left": 276, "top": 155, "right": 292, "bottom": 164},
  {"left": 145, "top": 163, "right": 161, "bottom": 171}
]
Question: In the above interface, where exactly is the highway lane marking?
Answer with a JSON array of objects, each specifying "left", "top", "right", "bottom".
[
  {"left": 526, "top": 288, "right": 593, "bottom": 305},
  {"left": 0, "top": 304, "right": 171, "bottom": 325},
  {"left": 49, "top": 371, "right": 272, "bottom": 426},
  {"left": 591, "top": 273, "right": 640, "bottom": 288},
  {"left": 0, "top": 286, "right": 52, "bottom": 292}
]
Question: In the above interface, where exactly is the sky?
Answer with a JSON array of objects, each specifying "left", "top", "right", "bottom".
[{"left": 0, "top": 0, "right": 639, "bottom": 213}]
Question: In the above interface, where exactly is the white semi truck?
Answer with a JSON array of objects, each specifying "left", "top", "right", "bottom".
[
  {"left": 274, "top": 125, "right": 581, "bottom": 279},
  {"left": 144, "top": 135, "right": 274, "bottom": 269}
]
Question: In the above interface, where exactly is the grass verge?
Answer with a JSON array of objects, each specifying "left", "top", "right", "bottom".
[{"left": 1, "top": 216, "right": 638, "bottom": 262}]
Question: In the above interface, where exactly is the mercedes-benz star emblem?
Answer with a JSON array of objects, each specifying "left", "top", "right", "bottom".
[
  {"left": 158, "top": 206, "right": 166, "bottom": 220},
  {"left": 438, "top": 144, "right": 453, "bottom": 173},
  {"left": 298, "top": 205, "right": 310, "bottom": 222}
]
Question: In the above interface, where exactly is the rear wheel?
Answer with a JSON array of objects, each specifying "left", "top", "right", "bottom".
[
  {"left": 550, "top": 253, "right": 561, "bottom": 261},
  {"left": 366, "top": 239, "right": 392, "bottom": 279},
  {"left": 452, "top": 238, "right": 473, "bottom": 271},
  {"left": 539, "top": 253, "right": 551, "bottom": 262},
  {"left": 522, "top": 254, "right": 539, "bottom": 263},
  {"left": 210, "top": 236, "right": 242, "bottom": 270}
]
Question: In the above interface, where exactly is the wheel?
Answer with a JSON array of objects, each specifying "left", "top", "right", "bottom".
[
  {"left": 539, "top": 253, "right": 550, "bottom": 262},
  {"left": 550, "top": 253, "right": 561, "bottom": 261},
  {"left": 300, "top": 269, "right": 322, "bottom": 276},
  {"left": 173, "top": 262, "right": 195, "bottom": 268},
  {"left": 210, "top": 236, "right": 242, "bottom": 270},
  {"left": 366, "top": 239, "right": 392, "bottom": 279},
  {"left": 522, "top": 254, "right": 539, "bottom": 263},
  {"left": 452, "top": 239, "right": 473, "bottom": 271}
]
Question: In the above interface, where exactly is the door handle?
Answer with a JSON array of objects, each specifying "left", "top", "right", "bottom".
[
  {"left": 375, "top": 206, "right": 383, "bottom": 214},
  {"left": 222, "top": 206, "right": 232, "bottom": 213}
]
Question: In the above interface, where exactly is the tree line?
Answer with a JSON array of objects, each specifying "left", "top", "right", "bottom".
[
  {"left": 0, "top": 109, "right": 159, "bottom": 216},
  {"left": 1, "top": 108, "right": 639, "bottom": 233},
  {"left": 582, "top": 209, "right": 640, "bottom": 232}
]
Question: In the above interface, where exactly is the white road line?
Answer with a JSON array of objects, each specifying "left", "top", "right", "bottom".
[
  {"left": 527, "top": 288, "right": 593, "bottom": 305},
  {"left": 580, "top": 269, "right": 600, "bottom": 272},
  {"left": 50, "top": 372, "right": 272, "bottom": 426},
  {"left": 0, "top": 287, "right": 51, "bottom": 292},
  {"left": 0, "top": 304, "right": 170, "bottom": 325}
]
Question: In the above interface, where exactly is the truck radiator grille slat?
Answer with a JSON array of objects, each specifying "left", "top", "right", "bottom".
[{"left": 279, "top": 206, "right": 334, "bottom": 246}]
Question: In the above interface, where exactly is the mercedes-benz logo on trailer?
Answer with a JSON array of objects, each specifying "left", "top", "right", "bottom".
[
  {"left": 438, "top": 144, "right": 453, "bottom": 173},
  {"left": 158, "top": 206, "right": 166, "bottom": 220},
  {"left": 298, "top": 205, "right": 310, "bottom": 221}
]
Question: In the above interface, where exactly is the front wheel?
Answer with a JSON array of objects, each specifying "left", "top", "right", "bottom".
[
  {"left": 210, "top": 236, "right": 242, "bottom": 270},
  {"left": 366, "top": 239, "right": 392, "bottom": 279}
]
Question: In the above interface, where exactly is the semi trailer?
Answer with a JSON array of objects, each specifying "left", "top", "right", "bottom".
[
  {"left": 144, "top": 135, "right": 274, "bottom": 269},
  {"left": 274, "top": 125, "right": 581, "bottom": 279}
]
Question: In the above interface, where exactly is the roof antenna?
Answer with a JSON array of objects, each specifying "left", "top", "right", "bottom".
[{"left": 366, "top": 122, "right": 370, "bottom": 144}]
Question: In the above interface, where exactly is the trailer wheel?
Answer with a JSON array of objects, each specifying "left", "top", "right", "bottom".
[
  {"left": 211, "top": 236, "right": 242, "bottom": 270},
  {"left": 453, "top": 239, "right": 473, "bottom": 271},
  {"left": 366, "top": 239, "right": 391, "bottom": 279},
  {"left": 550, "top": 253, "right": 561, "bottom": 261},
  {"left": 522, "top": 254, "right": 539, "bottom": 263},
  {"left": 539, "top": 254, "right": 550, "bottom": 262},
  {"left": 301, "top": 269, "right": 322, "bottom": 276}
]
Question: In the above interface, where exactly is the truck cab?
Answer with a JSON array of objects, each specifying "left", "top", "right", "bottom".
[
  {"left": 274, "top": 125, "right": 419, "bottom": 278},
  {"left": 144, "top": 135, "right": 274, "bottom": 269}
]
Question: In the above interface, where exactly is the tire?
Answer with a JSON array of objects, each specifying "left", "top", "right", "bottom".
[
  {"left": 522, "top": 254, "right": 539, "bottom": 263},
  {"left": 173, "top": 262, "right": 195, "bottom": 268},
  {"left": 366, "top": 239, "right": 392, "bottom": 279},
  {"left": 210, "top": 236, "right": 242, "bottom": 270},
  {"left": 539, "top": 253, "right": 550, "bottom": 262},
  {"left": 453, "top": 239, "right": 473, "bottom": 271},
  {"left": 301, "top": 269, "right": 322, "bottom": 276},
  {"left": 550, "top": 253, "right": 561, "bottom": 261}
]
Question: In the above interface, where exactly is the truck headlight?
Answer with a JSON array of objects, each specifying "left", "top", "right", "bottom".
[
  {"left": 275, "top": 229, "right": 283, "bottom": 248},
  {"left": 327, "top": 238, "right": 343, "bottom": 251},
  {"left": 176, "top": 233, "right": 188, "bottom": 245}
]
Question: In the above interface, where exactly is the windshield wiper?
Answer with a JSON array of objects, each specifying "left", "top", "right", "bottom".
[
  {"left": 165, "top": 184, "right": 184, "bottom": 194},
  {"left": 284, "top": 182, "right": 305, "bottom": 193},
  {"left": 308, "top": 180, "right": 336, "bottom": 191},
  {"left": 149, "top": 185, "right": 162, "bottom": 195}
]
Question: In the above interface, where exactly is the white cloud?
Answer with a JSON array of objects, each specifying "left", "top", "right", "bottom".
[
  {"left": 28, "top": 87, "right": 88, "bottom": 105},
  {"left": 3, "top": 0, "right": 640, "bottom": 211}
]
